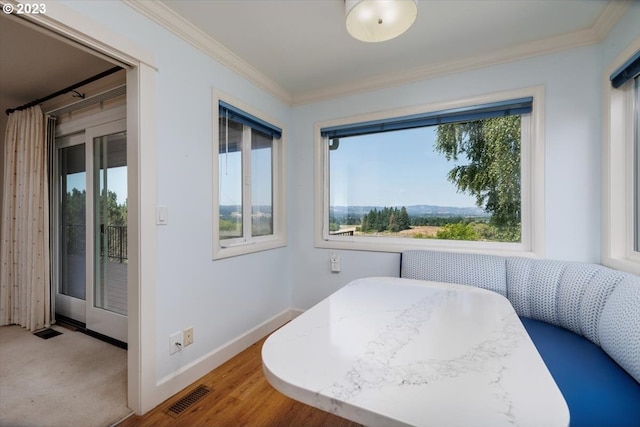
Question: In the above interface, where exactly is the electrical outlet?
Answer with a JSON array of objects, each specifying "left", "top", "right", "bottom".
[
  {"left": 169, "top": 331, "right": 183, "bottom": 355},
  {"left": 183, "top": 327, "right": 194, "bottom": 347}
]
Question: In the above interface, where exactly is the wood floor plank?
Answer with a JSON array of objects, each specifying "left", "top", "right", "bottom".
[{"left": 118, "top": 337, "right": 361, "bottom": 427}]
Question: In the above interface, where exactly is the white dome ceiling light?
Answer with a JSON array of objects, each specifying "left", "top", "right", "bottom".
[{"left": 345, "top": 0, "right": 418, "bottom": 43}]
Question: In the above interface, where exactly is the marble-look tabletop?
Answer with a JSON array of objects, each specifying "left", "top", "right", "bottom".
[{"left": 262, "top": 277, "right": 569, "bottom": 427}]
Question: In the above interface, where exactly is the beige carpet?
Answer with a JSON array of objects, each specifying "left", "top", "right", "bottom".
[{"left": 0, "top": 325, "right": 132, "bottom": 427}]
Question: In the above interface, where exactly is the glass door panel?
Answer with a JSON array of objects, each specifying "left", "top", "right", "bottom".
[
  {"left": 59, "top": 144, "right": 86, "bottom": 300},
  {"left": 93, "top": 131, "right": 127, "bottom": 316},
  {"left": 85, "top": 119, "right": 127, "bottom": 343},
  {"left": 54, "top": 133, "right": 87, "bottom": 323}
]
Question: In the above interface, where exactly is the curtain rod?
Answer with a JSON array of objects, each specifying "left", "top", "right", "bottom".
[{"left": 5, "top": 66, "right": 123, "bottom": 116}]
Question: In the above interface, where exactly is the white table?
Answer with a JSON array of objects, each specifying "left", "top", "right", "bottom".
[{"left": 262, "top": 277, "right": 569, "bottom": 427}]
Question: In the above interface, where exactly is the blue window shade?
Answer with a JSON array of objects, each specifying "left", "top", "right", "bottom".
[
  {"left": 219, "top": 101, "right": 282, "bottom": 139},
  {"left": 320, "top": 97, "right": 533, "bottom": 139},
  {"left": 610, "top": 50, "right": 640, "bottom": 89}
]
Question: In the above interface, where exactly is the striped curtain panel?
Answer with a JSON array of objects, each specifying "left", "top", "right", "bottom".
[{"left": 0, "top": 106, "right": 53, "bottom": 331}]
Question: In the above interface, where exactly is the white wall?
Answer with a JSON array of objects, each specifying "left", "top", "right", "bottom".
[
  {"left": 59, "top": 0, "right": 293, "bottom": 383},
  {"left": 290, "top": 44, "right": 605, "bottom": 309}
]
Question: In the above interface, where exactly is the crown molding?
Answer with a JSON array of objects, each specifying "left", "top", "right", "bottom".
[
  {"left": 122, "top": 0, "right": 292, "bottom": 105},
  {"left": 292, "top": 27, "right": 602, "bottom": 105},
  {"left": 123, "top": 0, "right": 629, "bottom": 107},
  {"left": 592, "top": 0, "right": 633, "bottom": 40},
  {"left": 292, "top": 0, "right": 632, "bottom": 105}
]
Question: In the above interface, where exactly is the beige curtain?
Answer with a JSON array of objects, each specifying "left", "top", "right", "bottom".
[{"left": 0, "top": 106, "right": 52, "bottom": 331}]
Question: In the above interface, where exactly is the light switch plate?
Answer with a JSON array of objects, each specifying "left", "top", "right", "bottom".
[{"left": 156, "top": 206, "right": 168, "bottom": 225}]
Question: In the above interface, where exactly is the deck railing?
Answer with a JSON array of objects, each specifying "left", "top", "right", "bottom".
[
  {"left": 66, "top": 224, "right": 127, "bottom": 262},
  {"left": 104, "top": 225, "right": 127, "bottom": 262},
  {"left": 330, "top": 229, "right": 355, "bottom": 236}
]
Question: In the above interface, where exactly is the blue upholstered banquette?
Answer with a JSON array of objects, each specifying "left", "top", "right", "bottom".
[{"left": 400, "top": 250, "right": 640, "bottom": 427}]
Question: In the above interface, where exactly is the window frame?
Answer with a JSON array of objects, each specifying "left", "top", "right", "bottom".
[
  {"left": 603, "top": 38, "right": 640, "bottom": 275},
  {"left": 313, "top": 87, "right": 545, "bottom": 257},
  {"left": 636, "top": 76, "right": 640, "bottom": 253},
  {"left": 212, "top": 91, "right": 286, "bottom": 260}
]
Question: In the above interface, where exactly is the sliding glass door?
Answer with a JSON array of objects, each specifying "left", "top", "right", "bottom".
[{"left": 54, "top": 120, "right": 128, "bottom": 343}]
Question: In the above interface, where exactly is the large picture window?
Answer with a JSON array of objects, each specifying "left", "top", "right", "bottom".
[
  {"left": 214, "top": 97, "right": 286, "bottom": 259},
  {"left": 315, "top": 89, "right": 544, "bottom": 255}
]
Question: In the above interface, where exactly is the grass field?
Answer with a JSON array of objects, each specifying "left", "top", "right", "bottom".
[{"left": 338, "top": 225, "right": 442, "bottom": 238}]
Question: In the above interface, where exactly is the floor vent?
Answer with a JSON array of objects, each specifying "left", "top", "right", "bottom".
[
  {"left": 166, "top": 385, "right": 210, "bottom": 418},
  {"left": 34, "top": 328, "right": 62, "bottom": 340}
]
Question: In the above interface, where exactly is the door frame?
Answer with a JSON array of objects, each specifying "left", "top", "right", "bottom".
[{"left": 6, "top": 2, "right": 159, "bottom": 414}]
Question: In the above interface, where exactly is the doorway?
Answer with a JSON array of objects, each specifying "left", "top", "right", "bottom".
[
  {"left": 1, "top": 5, "right": 155, "bottom": 414},
  {"left": 54, "top": 120, "right": 128, "bottom": 343}
]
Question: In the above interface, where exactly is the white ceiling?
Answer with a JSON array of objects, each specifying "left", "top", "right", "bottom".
[
  {"left": 157, "top": 0, "right": 625, "bottom": 104},
  {"left": 0, "top": 13, "right": 117, "bottom": 134}
]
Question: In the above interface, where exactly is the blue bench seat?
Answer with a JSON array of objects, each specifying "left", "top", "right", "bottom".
[{"left": 521, "top": 317, "right": 640, "bottom": 427}]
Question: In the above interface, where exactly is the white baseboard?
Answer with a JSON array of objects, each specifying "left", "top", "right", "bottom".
[
  {"left": 153, "top": 308, "right": 296, "bottom": 408},
  {"left": 289, "top": 308, "right": 305, "bottom": 319}
]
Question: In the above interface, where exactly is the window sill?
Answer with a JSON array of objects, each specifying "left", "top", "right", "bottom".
[
  {"left": 213, "top": 237, "right": 286, "bottom": 260},
  {"left": 602, "top": 256, "right": 640, "bottom": 276},
  {"left": 315, "top": 235, "right": 540, "bottom": 258}
]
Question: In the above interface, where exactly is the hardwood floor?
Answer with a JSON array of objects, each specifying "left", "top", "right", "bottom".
[{"left": 118, "top": 337, "right": 362, "bottom": 427}]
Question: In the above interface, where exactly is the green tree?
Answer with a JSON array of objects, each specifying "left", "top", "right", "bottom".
[
  {"left": 65, "top": 188, "right": 86, "bottom": 226},
  {"left": 369, "top": 209, "right": 380, "bottom": 231},
  {"left": 360, "top": 206, "right": 412, "bottom": 233},
  {"left": 398, "top": 206, "right": 411, "bottom": 230},
  {"left": 388, "top": 212, "right": 399, "bottom": 232},
  {"left": 436, "top": 223, "right": 479, "bottom": 241},
  {"left": 360, "top": 214, "right": 369, "bottom": 232},
  {"left": 99, "top": 189, "right": 127, "bottom": 226},
  {"left": 435, "top": 116, "right": 521, "bottom": 229}
]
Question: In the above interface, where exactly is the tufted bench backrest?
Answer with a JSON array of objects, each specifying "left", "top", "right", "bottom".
[
  {"left": 400, "top": 250, "right": 640, "bottom": 383},
  {"left": 400, "top": 250, "right": 507, "bottom": 296},
  {"left": 505, "top": 257, "right": 627, "bottom": 345},
  {"left": 599, "top": 276, "right": 640, "bottom": 383}
]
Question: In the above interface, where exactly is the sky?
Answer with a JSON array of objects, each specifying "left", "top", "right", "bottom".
[
  {"left": 219, "top": 147, "right": 272, "bottom": 207},
  {"left": 329, "top": 126, "right": 478, "bottom": 208},
  {"left": 66, "top": 166, "right": 127, "bottom": 205}
]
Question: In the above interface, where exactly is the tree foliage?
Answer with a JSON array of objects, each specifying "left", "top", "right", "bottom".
[
  {"left": 435, "top": 223, "right": 479, "bottom": 241},
  {"left": 361, "top": 206, "right": 411, "bottom": 233},
  {"left": 435, "top": 116, "right": 521, "bottom": 229},
  {"left": 65, "top": 188, "right": 86, "bottom": 226},
  {"left": 65, "top": 189, "right": 127, "bottom": 226},
  {"left": 99, "top": 189, "right": 127, "bottom": 226}
]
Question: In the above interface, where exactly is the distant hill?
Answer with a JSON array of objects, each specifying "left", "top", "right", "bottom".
[
  {"left": 220, "top": 205, "right": 272, "bottom": 217},
  {"left": 330, "top": 204, "right": 488, "bottom": 221},
  {"left": 219, "top": 204, "right": 488, "bottom": 221}
]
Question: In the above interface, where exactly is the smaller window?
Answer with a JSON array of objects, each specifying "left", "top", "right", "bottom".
[
  {"left": 214, "top": 96, "right": 286, "bottom": 259},
  {"left": 604, "top": 46, "right": 640, "bottom": 274}
]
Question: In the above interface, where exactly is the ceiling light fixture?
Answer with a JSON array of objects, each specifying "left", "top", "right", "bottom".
[{"left": 345, "top": 0, "right": 418, "bottom": 43}]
